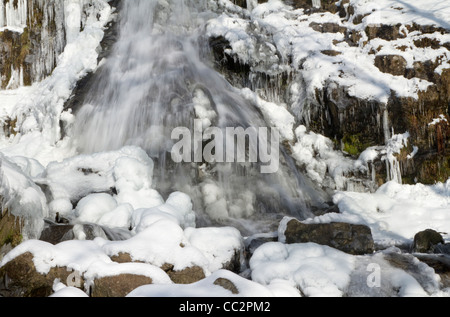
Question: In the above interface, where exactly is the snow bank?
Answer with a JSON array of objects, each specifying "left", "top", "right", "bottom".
[
  {"left": 250, "top": 242, "right": 355, "bottom": 297},
  {"left": 127, "top": 269, "right": 275, "bottom": 297},
  {"left": 304, "top": 180, "right": 450, "bottom": 246}
]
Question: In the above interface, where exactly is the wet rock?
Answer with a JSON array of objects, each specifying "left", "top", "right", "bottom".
[
  {"left": 383, "top": 249, "right": 442, "bottom": 294},
  {"left": 39, "top": 224, "right": 74, "bottom": 245},
  {"left": 0, "top": 252, "right": 84, "bottom": 297},
  {"left": 413, "top": 229, "right": 445, "bottom": 253},
  {"left": 208, "top": 36, "right": 251, "bottom": 87},
  {"left": 374, "top": 55, "right": 407, "bottom": 77},
  {"left": 282, "top": 218, "right": 375, "bottom": 255},
  {"left": 244, "top": 232, "right": 278, "bottom": 262},
  {"left": 91, "top": 274, "right": 153, "bottom": 297}
]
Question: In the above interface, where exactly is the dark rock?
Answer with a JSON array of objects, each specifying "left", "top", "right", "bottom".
[
  {"left": 91, "top": 274, "right": 153, "bottom": 297},
  {"left": 366, "top": 24, "right": 405, "bottom": 41},
  {"left": 310, "top": 22, "right": 347, "bottom": 34},
  {"left": 161, "top": 264, "right": 206, "bottom": 284},
  {"left": 222, "top": 249, "right": 243, "bottom": 273},
  {"left": 321, "top": 50, "right": 342, "bottom": 57},
  {"left": 110, "top": 252, "right": 135, "bottom": 264},
  {"left": 374, "top": 55, "right": 407, "bottom": 76},
  {"left": 0, "top": 252, "right": 84, "bottom": 297},
  {"left": 0, "top": 207, "right": 23, "bottom": 259},
  {"left": 434, "top": 244, "right": 450, "bottom": 255},
  {"left": 39, "top": 224, "right": 74, "bottom": 245},
  {"left": 214, "top": 278, "right": 239, "bottom": 294},
  {"left": 413, "top": 229, "right": 445, "bottom": 253},
  {"left": 109, "top": 254, "right": 206, "bottom": 284},
  {"left": 283, "top": 218, "right": 375, "bottom": 255},
  {"left": 208, "top": 36, "right": 251, "bottom": 87},
  {"left": 244, "top": 233, "right": 278, "bottom": 261}
]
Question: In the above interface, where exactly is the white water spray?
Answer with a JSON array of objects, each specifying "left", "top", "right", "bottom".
[{"left": 73, "top": 0, "right": 329, "bottom": 234}]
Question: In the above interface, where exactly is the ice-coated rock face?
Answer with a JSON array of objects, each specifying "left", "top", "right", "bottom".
[{"left": 0, "top": 0, "right": 112, "bottom": 89}]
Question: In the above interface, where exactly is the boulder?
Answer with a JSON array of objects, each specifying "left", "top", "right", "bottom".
[
  {"left": 412, "top": 229, "right": 445, "bottom": 253},
  {"left": 110, "top": 253, "right": 206, "bottom": 284},
  {"left": 91, "top": 274, "right": 153, "bottom": 297},
  {"left": 39, "top": 224, "right": 74, "bottom": 245},
  {"left": 244, "top": 233, "right": 278, "bottom": 262},
  {"left": 0, "top": 252, "right": 84, "bottom": 297},
  {"left": 374, "top": 55, "right": 407, "bottom": 77},
  {"left": 282, "top": 218, "right": 374, "bottom": 255},
  {"left": 161, "top": 263, "right": 206, "bottom": 284}
]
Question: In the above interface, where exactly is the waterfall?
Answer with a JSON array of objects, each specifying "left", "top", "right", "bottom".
[{"left": 72, "top": 0, "right": 329, "bottom": 234}]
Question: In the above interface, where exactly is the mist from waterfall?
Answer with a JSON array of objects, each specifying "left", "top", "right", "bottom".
[{"left": 72, "top": 0, "right": 329, "bottom": 234}]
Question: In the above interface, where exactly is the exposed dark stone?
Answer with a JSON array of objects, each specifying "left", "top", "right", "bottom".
[
  {"left": 214, "top": 278, "right": 239, "bottom": 294},
  {"left": 366, "top": 24, "right": 405, "bottom": 41},
  {"left": 283, "top": 218, "right": 375, "bottom": 255},
  {"left": 413, "top": 229, "right": 445, "bottom": 253},
  {"left": 244, "top": 233, "right": 278, "bottom": 261},
  {"left": 0, "top": 252, "right": 84, "bottom": 297},
  {"left": 310, "top": 22, "right": 347, "bottom": 34},
  {"left": 0, "top": 207, "right": 23, "bottom": 259},
  {"left": 374, "top": 55, "right": 407, "bottom": 76},
  {"left": 39, "top": 224, "right": 74, "bottom": 245},
  {"left": 91, "top": 274, "right": 153, "bottom": 297},
  {"left": 208, "top": 36, "right": 251, "bottom": 88},
  {"left": 321, "top": 50, "right": 342, "bottom": 56},
  {"left": 161, "top": 263, "right": 206, "bottom": 284},
  {"left": 110, "top": 252, "right": 135, "bottom": 264}
]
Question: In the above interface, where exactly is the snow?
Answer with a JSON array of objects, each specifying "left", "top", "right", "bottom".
[
  {"left": 303, "top": 180, "right": 450, "bottom": 247},
  {"left": 127, "top": 269, "right": 275, "bottom": 297},
  {"left": 1, "top": 0, "right": 450, "bottom": 298},
  {"left": 250, "top": 242, "right": 356, "bottom": 297},
  {"left": 429, "top": 115, "right": 449, "bottom": 126},
  {"left": 0, "top": 154, "right": 48, "bottom": 240},
  {"left": 0, "top": 0, "right": 113, "bottom": 167}
]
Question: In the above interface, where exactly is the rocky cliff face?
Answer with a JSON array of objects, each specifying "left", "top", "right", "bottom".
[
  {"left": 211, "top": 0, "right": 450, "bottom": 187},
  {"left": 0, "top": 0, "right": 66, "bottom": 89}
]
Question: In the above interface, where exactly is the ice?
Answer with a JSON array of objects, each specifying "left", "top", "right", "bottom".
[
  {"left": 0, "top": 154, "right": 48, "bottom": 240},
  {"left": 0, "top": 0, "right": 27, "bottom": 32},
  {"left": 1, "top": 0, "right": 450, "bottom": 298}
]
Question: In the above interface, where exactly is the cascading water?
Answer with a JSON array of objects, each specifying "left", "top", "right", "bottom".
[{"left": 72, "top": 0, "right": 330, "bottom": 234}]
